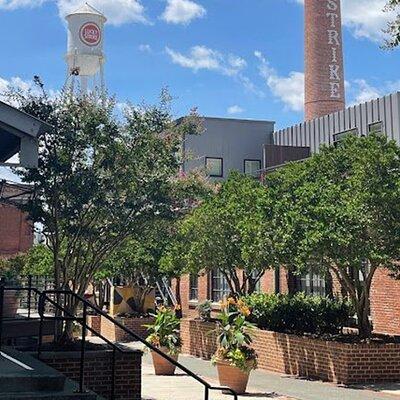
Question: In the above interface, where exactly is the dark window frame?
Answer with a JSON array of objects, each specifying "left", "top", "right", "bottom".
[
  {"left": 368, "top": 121, "right": 383, "bottom": 135},
  {"left": 243, "top": 159, "right": 262, "bottom": 176},
  {"left": 205, "top": 157, "right": 223, "bottom": 178},
  {"left": 189, "top": 274, "right": 199, "bottom": 301},
  {"left": 333, "top": 128, "right": 358, "bottom": 147},
  {"left": 294, "top": 271, "right": 327, "bottom": 297},
  {"left": 209, "top": 269, "right": 230, "bottom": 302}
]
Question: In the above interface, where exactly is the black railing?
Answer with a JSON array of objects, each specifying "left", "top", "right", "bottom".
[{"left": 0, "top": 283, "right": 238, "bottom": 400}]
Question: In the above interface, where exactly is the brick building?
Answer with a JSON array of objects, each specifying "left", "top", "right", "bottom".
[
  {"left": 177, "top": 91, "right": 400, "bottom": 336},
  {"left": 0, "top": 100, "right": 51, "bottom": 259},
  {"left": 0, "top": 181, "right": 34, "bottom": 258}
]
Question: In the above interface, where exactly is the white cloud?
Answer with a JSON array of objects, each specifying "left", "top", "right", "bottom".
[
  {"left": 227, "top": 105, "right": 244, "bottom": 115},
  {"left": 161, "top": 0, "right": 206, "bottom": 25},
  {"left": 348, "top": 79, "right": 400, "bottom": 105},
  {"left": 294, "top": 0, "right": 395, "bottom": 42},
  {"left": 165, "top": 45, "right": 246, "bottom": 76},
  {"left": 255, "top": 51, "right": 304, "bottom": 112},
  {"left": 166, "top": 45, "right": 263, "bottom": 96},
  {"left": 0, "top": 76, "right": 38, "bottom": 106},
  {"left": 57, "top": 0, "right": 148, "bottom": 26},
  {"left": 138, "top": 44, "right": 152, "bottom": 53},
  {"left": 0, "top": 0, "right": 46, "bottom": 10}
]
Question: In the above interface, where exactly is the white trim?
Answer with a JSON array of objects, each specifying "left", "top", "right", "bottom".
[{"left": 0, "top": 351, "right": 34, "bottom": 371}]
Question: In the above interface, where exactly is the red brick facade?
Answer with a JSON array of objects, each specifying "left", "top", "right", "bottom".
[
  {"left": 181, "top": 318, "right": 400, "bottom": 384},
  {"left": 100, "top": 316, "right": 154, "bottom": 342},
  {"left": 0, "top": 202, "right": 33, "bottom": 258},
  {"left": 177, "top": 267, "right": 400, "bottom": 336},
  {"left": 305, "top": 0, "right": 346, "bottom": 120},
  {"left": 37, "top": 348, "right": 142, "bottom": 400}
]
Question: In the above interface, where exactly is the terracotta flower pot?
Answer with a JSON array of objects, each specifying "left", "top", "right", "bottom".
[
  {"left": 216, "top": 360, "right": 251, "bottom": 394},
  {"left": 2, "top": 290, "right": 19, "bottom": 318},
  {"left": 151, "top": 347, "right": 179, "bottom": 375}
]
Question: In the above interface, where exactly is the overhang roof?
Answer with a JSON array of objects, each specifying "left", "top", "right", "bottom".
[{"left": 0, "top": 100, "right": 52, "bottom": 164}]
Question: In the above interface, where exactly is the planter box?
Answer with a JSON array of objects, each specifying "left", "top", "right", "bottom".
[
  {"left": 36, "top": 347, "right": 142, "bottom": 400},
  {"left": 101, "top": 316, "right": 154, "bottom": 342},
  {"left": 86, "top": 315, "right": 101, "bottom": 337},
  {"left": 180, "top": 318, "right": 400, "bottom": 385}
]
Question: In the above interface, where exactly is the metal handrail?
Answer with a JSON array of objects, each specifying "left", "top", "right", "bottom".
[{"left": 39, "top": 289, "right": 238, "bottom": 400}]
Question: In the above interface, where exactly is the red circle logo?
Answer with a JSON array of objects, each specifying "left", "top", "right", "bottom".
[{"left": 79, "top": 22, "right": 101, "bottom": 46}]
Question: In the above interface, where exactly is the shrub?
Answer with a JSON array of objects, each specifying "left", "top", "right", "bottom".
[
  {"left": 242, "top": 292, "right": 352, "bottom": 335},
  {"left": 196, "top": 300, "right": 212, "bottom": 321}
]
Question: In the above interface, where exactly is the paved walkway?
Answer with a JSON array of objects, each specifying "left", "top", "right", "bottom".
[
  {"left": 141, "top": 353, "right": 400, "bottom": 400},
  {"left": 89, "top": 338, "right": 400, "bottom": 400}
]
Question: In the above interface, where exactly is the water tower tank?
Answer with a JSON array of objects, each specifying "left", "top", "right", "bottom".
[{"left": 65, "top": 3, "right": 107, "bottom": 77}]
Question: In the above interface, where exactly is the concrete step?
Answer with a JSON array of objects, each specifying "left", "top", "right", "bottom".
[
  {"left": 0, "top": 348, "right": 98, "bottom": 399},
  {"left": 0, "top": 391, "right": 97, "bottom": 399},
  {"left": 0, "top": 348, "right": 66, "bottom": 393}
]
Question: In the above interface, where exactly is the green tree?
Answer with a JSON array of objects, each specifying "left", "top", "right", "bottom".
[
  {"left": 384, "top": 0, "right": 400, "bottom": 48},
  {"left": 97, "top": 170, "right": 213, "bottom": 313},
  {"left": 267, "top": 134, "right": 400, "bottom": 338},
  {"left": 166, "top": 172, "right": 274, "bottom": 297},
  {"left": 10, "top": 81, "right": 202, "bottom": 340}
]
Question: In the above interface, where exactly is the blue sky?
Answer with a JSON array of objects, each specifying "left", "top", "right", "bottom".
[{"left": 0, "top": 0, "right": 399, "bottom": 181}]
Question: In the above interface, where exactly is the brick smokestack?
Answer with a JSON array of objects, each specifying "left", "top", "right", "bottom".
[{"left": 305, "top": 0, "right": 345, "bottom": 120}]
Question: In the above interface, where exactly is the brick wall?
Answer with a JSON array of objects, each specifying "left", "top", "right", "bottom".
[
  {"left": 37, "top": 348, "right": 142, "bottom": 400},
  {"left": 101, "top": 316, "right": 154, "bottom": 342},
  {"left": 371, "top": 268, "right": 400, "bottom": 335},
  {"left": 178, "top": 267, "right": 400, "bottom": 336},
  {"left": 87, "top": 315, "right": 101, "bottom": 337},
  {"left": 0, "top": 203, "right": 33, "bottom": 257},
  {"left": 181, "top": 318, "right": 400, "bottom": 385}
]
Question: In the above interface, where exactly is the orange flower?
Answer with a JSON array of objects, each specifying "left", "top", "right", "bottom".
[{"left": 227, "top": 297, "right": 236, "bottom": 305}]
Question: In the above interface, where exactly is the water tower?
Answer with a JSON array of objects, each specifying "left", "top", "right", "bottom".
[{"left": 65, "top": 3, "right": 107, "bottom": 94}]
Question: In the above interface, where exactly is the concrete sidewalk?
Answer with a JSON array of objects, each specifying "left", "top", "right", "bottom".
[{"left": 141, "top": 352, "right": 400, "bottom": 400}]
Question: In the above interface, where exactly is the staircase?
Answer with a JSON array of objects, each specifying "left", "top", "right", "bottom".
[{"left": 0, "top": 348, "right": 97, "bottom": 399}]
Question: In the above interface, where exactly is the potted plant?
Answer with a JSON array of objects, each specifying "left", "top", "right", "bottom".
[
  {"left": 212, "top": 298, "right": 257, "bottom": 394},
  {"left": 196, "top": 300, "right": 212, "bottom": 321},
  {"left": 145, "top": 305, "right": 181, "bottom": 375}
]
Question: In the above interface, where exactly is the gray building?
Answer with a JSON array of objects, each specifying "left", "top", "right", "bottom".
[
  {"left": 265, "top": 92, "right": 400, "bottom": 170},
  {"left": 183, "top": 117, "right": 275, "bottom": 179}
]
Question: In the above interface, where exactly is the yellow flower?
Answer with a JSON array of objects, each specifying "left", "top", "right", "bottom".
[
  {"left": 175, "top": 304, "right": 181, "bottom": 311},
  {"left": 227, "top": 297, "right": 236, "bottom": 305}
]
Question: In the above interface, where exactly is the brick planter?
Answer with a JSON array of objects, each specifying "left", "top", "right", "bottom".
[
  {"left": 101, "top": 316, "right": 154, "bottom": 342},
  {"left": 87, "top": 315, "right": 101, "bottom": 337},
  {"left": 180, "top": 318, "right": 400, "bottom": 385},
  {"left": 36, "top": 347, "right": 142, "bottom": 400}
]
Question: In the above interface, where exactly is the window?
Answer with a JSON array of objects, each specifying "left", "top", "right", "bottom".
[
  {"left": 244, "top": 160, "right": 261, "bottom": 177},
  {"left": 189, "top": 274, "right": 198, "bottom": 301},
  {"left": 210, "top": 269, "right": 230, "bottom": 302},
  {"left": 205, "top": 157, "right": 223, "bottom": 177},
  {"left": 333, "top": 128, "right": 358, "bottom": 147},
  {"left": 368, "top": 122, "right": 383, "bottom": 135},
  {"left": 295, "top": 271, "right": 327, "bottom": 297}
]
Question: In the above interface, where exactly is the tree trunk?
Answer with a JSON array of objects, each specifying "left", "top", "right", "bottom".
[
  {"left": 356, "top": 299, "right": 372, "bottom": 339},
  {"left": 175, "top": 277, "right": 182, "bottom": 318}
]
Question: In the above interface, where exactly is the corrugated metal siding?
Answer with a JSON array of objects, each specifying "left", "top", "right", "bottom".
[{"left": 273, "top": 92, "right": 400, "bottom": 153}]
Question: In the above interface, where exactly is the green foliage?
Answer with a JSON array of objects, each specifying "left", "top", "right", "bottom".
[
  {"left": 145, "top": 306, "right": 181, "bottom": 355},
  {"left": 0, "top": 245, "right": 52, "bottom": 282},
  {"left": 384, "top": 0, "right": 400, "bottom": 48},
  {"left": 267, "top": 134, "right": 400, "bottom": 337},
  {"left": 212, "top": 298, "right": 257, "bottom": 372},
  {"left": 196, "top": 299, "right": 212, "bottom": 321},
  {"left": 22, "top": 245, "right": 53, "bottom": 277},
  {"left": 166, "top": 172, "right": 274, "bottom": 296},
  {"left": 243, "top": 292, "right": 352, "bottom": 335}
]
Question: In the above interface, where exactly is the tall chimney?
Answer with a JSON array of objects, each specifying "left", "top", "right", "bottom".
[{"left": 305, "top": 0, "right": 345, "bottom": 120}]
